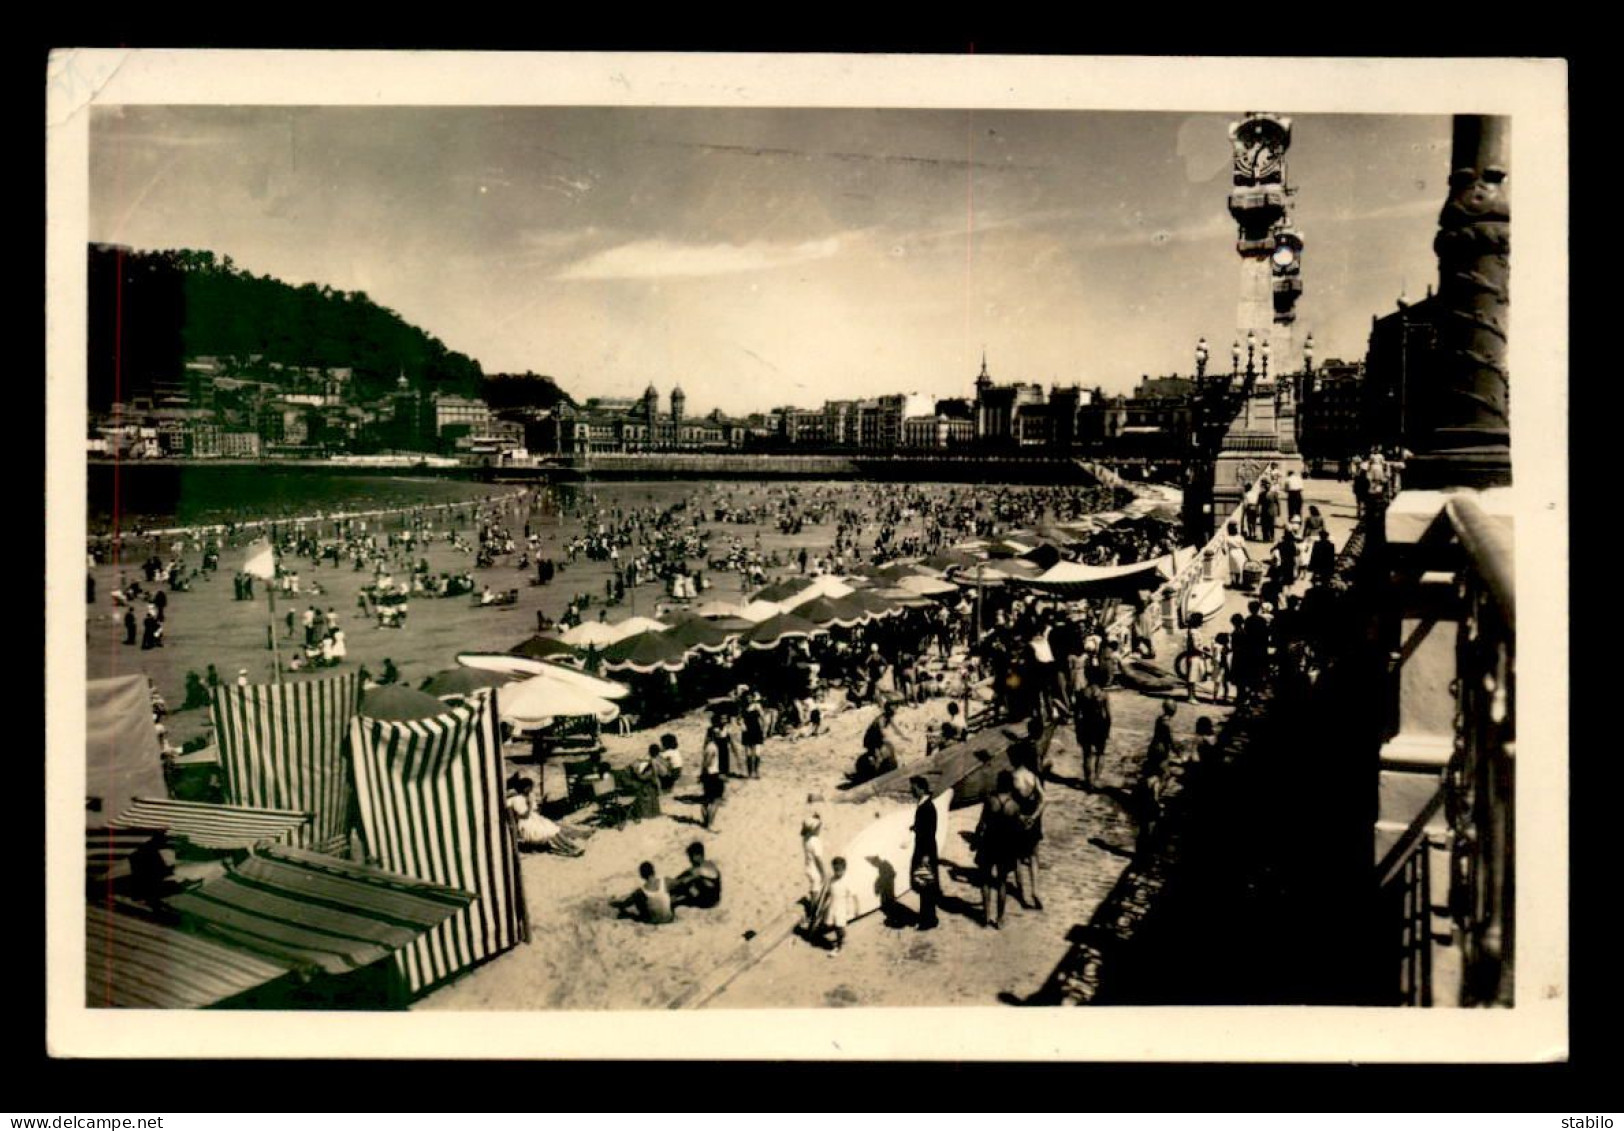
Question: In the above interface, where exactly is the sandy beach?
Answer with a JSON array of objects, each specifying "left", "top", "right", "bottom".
[{"left": 84, "top": 472, "right": 1196, "bottom": 1011}]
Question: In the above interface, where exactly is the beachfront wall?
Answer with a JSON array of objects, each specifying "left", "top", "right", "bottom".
[
  {"left": 209, "top": 672, "right": 361, "bottom": 853},
  {"left": 347, "top": 690, "right": 525, "bottom": 996}
]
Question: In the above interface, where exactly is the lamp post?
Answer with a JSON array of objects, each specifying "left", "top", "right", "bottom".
[
  {"left": 1231, "top": 339, "right": 1242, "bottom": 380},
  {"left": 1195, "top": 337, "right": 1209, "bottom": 384}
]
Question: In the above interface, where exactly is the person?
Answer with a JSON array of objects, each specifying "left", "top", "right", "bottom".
[
  {"left": 909, "top": 776, "right": 940, "bottom": 930},
  {"left": 1009, "top": 742, "right": 1046, "bottom": 912},
  {"left": 123, "top": 607, "right": 137, "bottom": 646},
  {"left": 1074, "top": 680, "right": 1111, "bottom": 790},
  {"left": 506, "top": 776, "right": 583, "bottom": 856},
  {"left": 182, "top": 671, "right": 209, "bottom": 711},
  {"left": 1136, "top": 701, "right": 1178, "bottom": 853},
  {"left": 670, "top": 841, "right": 722, "bottom": 909},
  {"left": 1284, "top": 467, "right": 1305, "bottom": 521},
  {"left": 1180, "top": 612, "right": 1209, "bottom": 703},
  {"left": 1276, "top": 530, "right": 1299, "bottom": 589},
  {"left": 1242, "top": 479, "right": 1261, "bottom": 541},
  {"left": 811, "top": 856, "right": 859, "bottom": 954},
  {"left": 1302, "top": 504, "right": 1327, "bottom": 545},
  {"left": 1130, "top": 595, "right": 1158, "bottom": 660},
  {"left": 236, "top": 667, "right": 250, "bottom": 688},
  {"left": 1259, "top": 479, "right": 1278, "bottom": 543},
  {"left": 1193, "top": 715, "right": 1219, "bottom": 762},
  {"left": 205, "top": 663, "right": 221, "bottom": 690},
  {"left": 704, "top": 711, "right": 736, "bottom": 780},
  {"left": 939, "top": 700, "right": 965, "bottom": 745},
  {"left": 740, "top": 693, "right": 767, "bottom": 779},
  {"left": 626, "top": 750, "right": 663, "bottom": 820},
  {"left": 1352, "top": 457, "right": 1370, "bottom": 518},
  {"left": 1224, "top": 521, "right": 1249, "bottom": 588},
  {"left": 612, "top": 861, "right": 675, "bottom": 924},
  {"left": 1210, "top": 631, "right": 1234, "bottom": 704},
  {"left": 656, "top": 732, "right": 683, "bottom": 790},
  {"left": 1309, "top": 527, "right": 1337, "bottom": 587},
  {"left": 140, "top": 606, "right": 162, "bottom": 650},
  {"left": 800, "top": 813, "right": 828, "bottom": 921},
  {"left": 974, "top": 770, "right": 1023, "bottom": 929},
  {"left": 699, "top": 718, "right": 727, "bottom": 830},
  {"left": 856, "top": 701, "right": 903, "bottom": 781}
]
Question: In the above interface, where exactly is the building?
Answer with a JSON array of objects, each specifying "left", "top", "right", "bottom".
[
  {"left": 1299, "top": 359, "right": 1365, "bottom": 470},
  {"left": 219, "top": 431, "right": 262, "bottom": 459},
  {"left": 432, "top": 394, "right": 494, "bottom": 437},
  {"left": 1363, "top": 291, "right": 1442, "bottom": 450},
  {"left": 971, "top": 356, "right": 1045, "bottom": 446}
]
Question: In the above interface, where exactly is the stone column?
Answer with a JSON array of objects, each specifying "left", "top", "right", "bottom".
[{"left": 1409, "top": 115, "right": 1511, "bottom": 488}]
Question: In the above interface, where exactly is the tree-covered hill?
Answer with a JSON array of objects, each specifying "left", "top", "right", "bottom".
[{"left": 86, "top": 245, "right": 486, "bottom": 409}]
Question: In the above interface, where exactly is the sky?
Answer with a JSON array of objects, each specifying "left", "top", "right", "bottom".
[{"left": 90, "top": 105, "right": 1452, "bottom": 415}]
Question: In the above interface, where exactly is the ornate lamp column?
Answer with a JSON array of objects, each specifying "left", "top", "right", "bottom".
[{"left": 1408, "top": 115, "right": 1512, "bottom": 488}]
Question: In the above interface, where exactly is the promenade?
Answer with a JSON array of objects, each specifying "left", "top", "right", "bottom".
[{"left": 707, "top": 476, "right": 1359, "bottom": 1009}]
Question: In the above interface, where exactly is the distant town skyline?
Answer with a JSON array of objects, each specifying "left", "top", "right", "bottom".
[{"left": 91, "top": 105, "right": 1451, "bottom": 415}]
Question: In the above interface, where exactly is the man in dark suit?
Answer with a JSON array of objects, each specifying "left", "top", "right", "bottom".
[{"left": 909, "top": 775, "right": 940, "bottom": 930}]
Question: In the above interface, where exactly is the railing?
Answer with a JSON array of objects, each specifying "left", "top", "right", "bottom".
[
  {"left": 1376, "top": 785, "right": 1445, "bottom": 1007},
  {"left": 1443, "top": 495, "right": 1516, "bottom": 1007}
]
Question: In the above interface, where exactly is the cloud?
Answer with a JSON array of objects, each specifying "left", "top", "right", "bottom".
[{"left": 551, "top": 235, "right": 845, "bottom": 281}]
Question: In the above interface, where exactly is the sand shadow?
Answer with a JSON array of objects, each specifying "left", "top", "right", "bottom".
[{"left": 1088, "top": 835, "right": 1136, "bottom": 860}]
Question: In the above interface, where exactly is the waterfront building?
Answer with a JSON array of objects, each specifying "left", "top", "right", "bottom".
[{"left": 1363, "top": 290, "right": 1441, "bottom": 451}]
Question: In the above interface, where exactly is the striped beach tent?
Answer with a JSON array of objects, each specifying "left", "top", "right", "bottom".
[
  {"left": 112, "top": 797, "right": 312, "bottom": 851},
  {"left": 347, "top": 689, "right": 525, "bottom": 996},
  {"left": 209, "top": 673, "right": 361, "bottom": 854}
]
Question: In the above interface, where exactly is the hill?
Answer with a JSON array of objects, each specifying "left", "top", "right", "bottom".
[{"left": 86, "top": 245, "right": 486, "bottom": 410}]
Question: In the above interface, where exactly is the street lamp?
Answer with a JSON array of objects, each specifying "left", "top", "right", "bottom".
[
  {"left": 1260, "top": 337, "right": 1271, "bottom": 383},
  {"left": 1195, "top": 337, "right": 1209, "bottom": 384},
  {"left": 1231, "top": 339, "right": 1242, "bottom": 379}
]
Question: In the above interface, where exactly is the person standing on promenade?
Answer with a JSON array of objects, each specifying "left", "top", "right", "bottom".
[
  {"left": 1010, "top": 742, "right": 1046, "bottom": 912},
  {"left": 1259, "top": 478, "right": 1278, "bottom": 543},
  {"left": 974, "top": 770, "right": 1024, "bottom": 929},
  {"left": 123, "top": 607, "right": 137, "bottom": 646},
  {"left": 909, "top": 776, "right": 940, "bottom": 931},
  {"left": 800, "top": 813, "right": 828, "bottom": 924},
  {"left": 740, "top": 693, "right": 767, "bottom": 780},
  {"left": 1075, "top": 680, "right": 1111, "bottom": 790},
  {"left": 699, "top": 718, "right": 727, "bottom": 831},
  {"left": 1285, "top": 467, "right": 1305, "bottom": 521}
]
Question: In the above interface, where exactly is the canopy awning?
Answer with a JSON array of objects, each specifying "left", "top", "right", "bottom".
[
  {"left": 165, "top": 843, "right": 476, "bottom": 977},
  {"left": 111, "top": 798, "right": 313, "bottom": 851},
  {"left": 86, "top": 902, "right": 294, "bottom": 1009},
  {"left": 1014, "top": 548, "right": 1194, "bottom": 597}
]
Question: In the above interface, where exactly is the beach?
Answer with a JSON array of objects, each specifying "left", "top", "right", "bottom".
[{"left": 84, "top": 471, "right": 1166, "bottom": 1010}]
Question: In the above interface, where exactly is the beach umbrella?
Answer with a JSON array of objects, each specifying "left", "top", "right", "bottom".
[
  {"left": 752, "top": 577, "right": 815, "bottom": 604},
  {"left": 508, "top": 633, "right": 579, "bottom": 661},
  {"left": 844, "top": 588, "right": 903, "bottom": 619},
  {"left": 921, "top": 549, "right": 981, "bottom": 571},
  {"left": 692, "top": 599, "right": 747, "bottom": 619},
  {"left": 706, "top": 615, "right": 756, "bottom": 634},
  {"left": 870, "top": 586, "right": 939, "bottom": 609},
  {"left": 780, "top": 574, "right": 855, "bottom": 608},
  {"left": 601, "top": 630, "right": 691, "bottom": 674},
  {"left": 663, "top": 615, "right": 738, "bottom": 654},
  {"left": 359, "top": 684, "right": 456, "bottom": 722},
  {"left": 792, "top": 595, "right": 868, "bottom": 628},
  {"left": 741, "top": 612, "right": 828, "bottom": 650},
  {"left": 876, "top": 560, "right": 947, "bottom": 581},
  {"left": 456, "top": 653, "right": 632, "bottom": 700},
  {"left": 498, "top": 675, "right": 620, "bottom": 729},
  {"left": 737, "top": 599, "right": 787, "bottom": 623},
  {"left": 897, "top": 574, "right": 960, "bottom": 597},
  {"left": 605, "top": 615, "right": 672, "bottom": 643},
  {"left": 559, "top": 621, "right": 622, "bottom": 648},
  {"left": 419, "top": 667, "right": 516, "bottom": 698}
]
